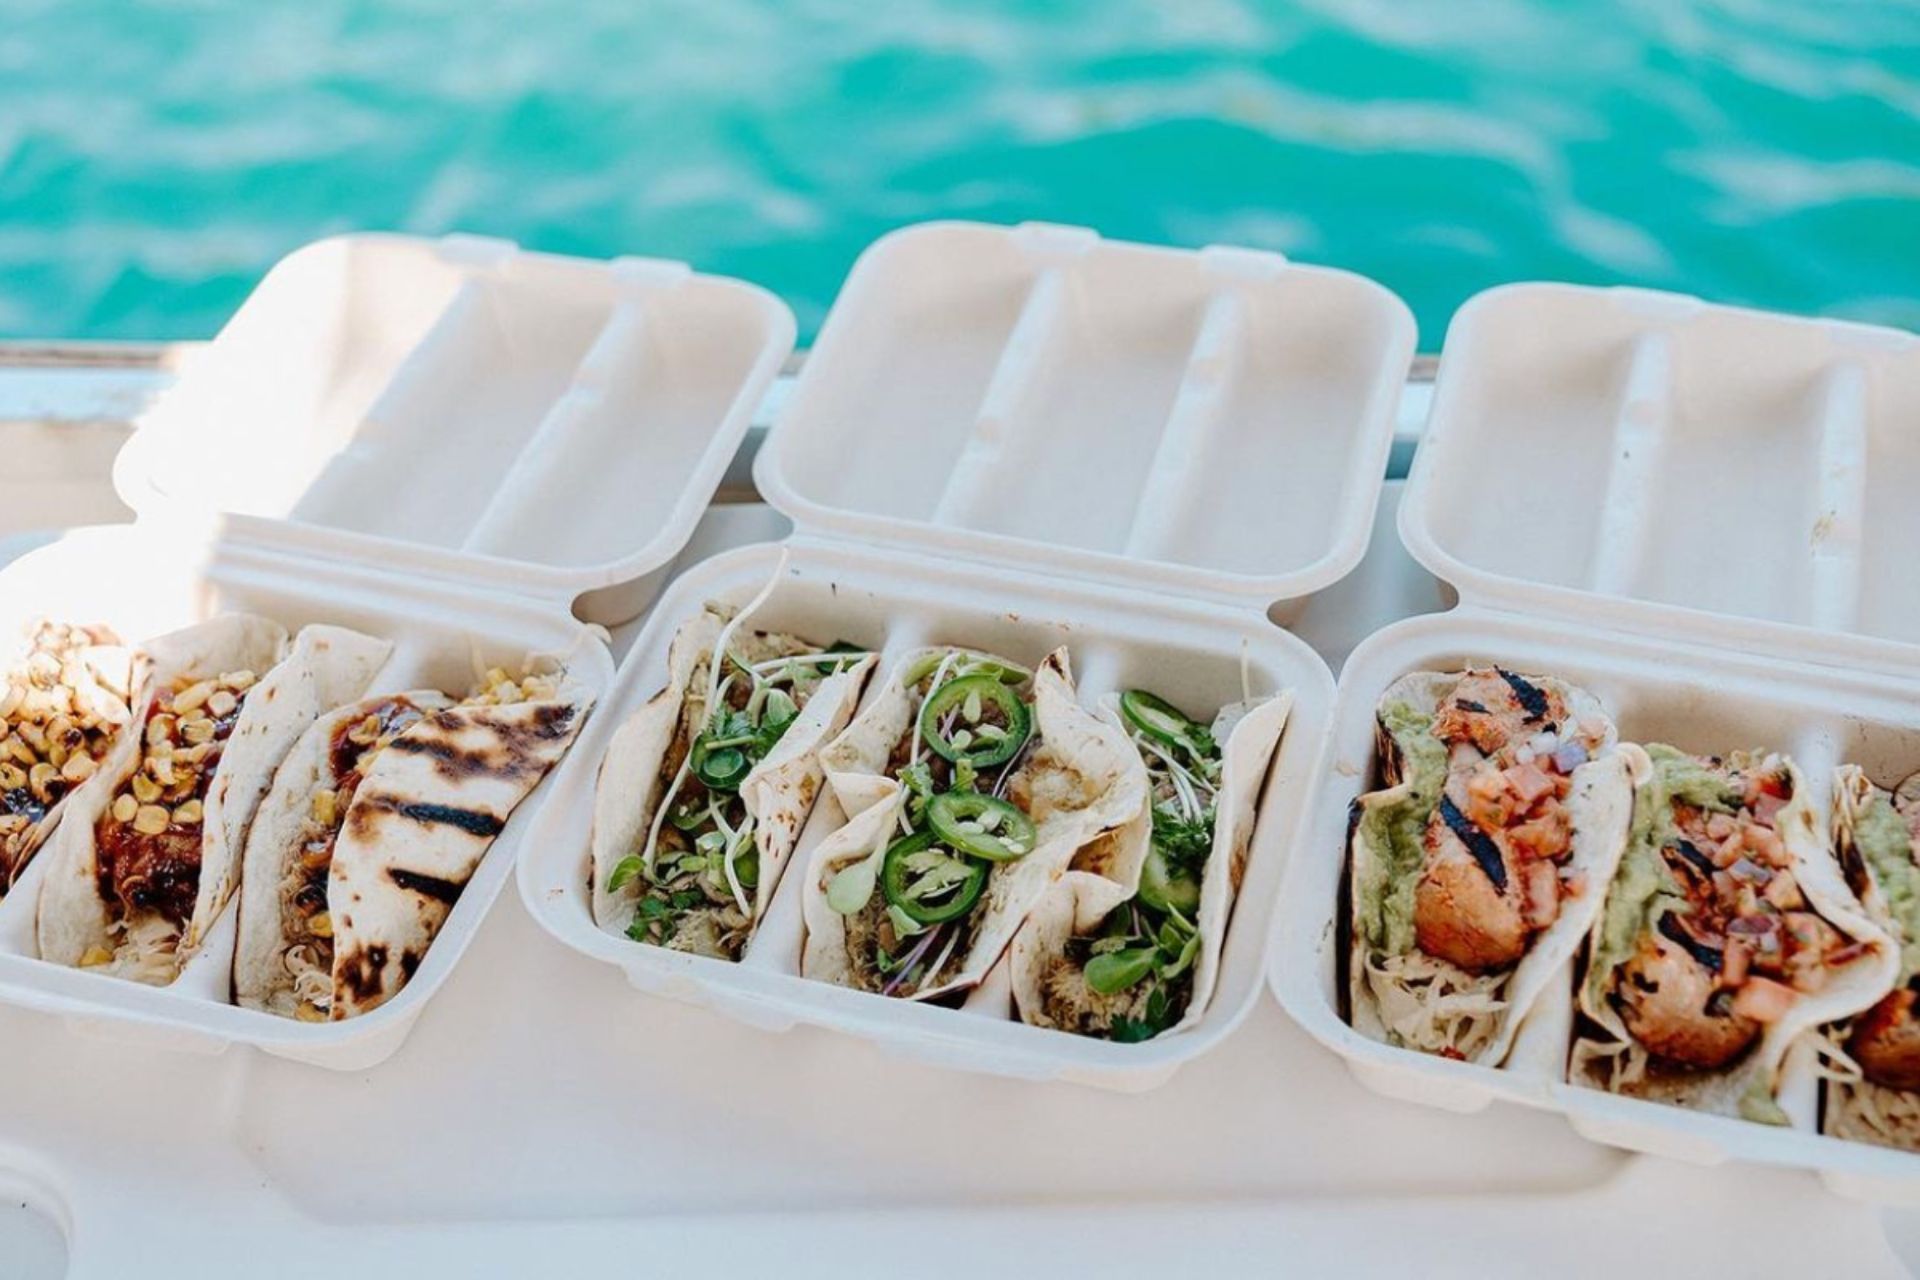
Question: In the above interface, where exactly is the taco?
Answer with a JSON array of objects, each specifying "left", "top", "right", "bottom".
[
  {"left": 1010, "top": 688, "right": 1290, "bottom": 1041},
  {"left": 36, "top": 617, "right": 389, "bottom": 985},
  {"left": 1819, "top": 766, "right": 1920, "bottom": 1148},
  {"left": 801, "top": 647, "right": 1148, "bottom": 1002},
  {"left": 1573, "top": 746, "right": 1896, "bottom": 1124},
  {"left": 589, "top": 605, "right": 874, "bottom": 961},
  {"left": 0, "top": 621, "right": 134, "bottom": 888},
  {"left": 235, "top": 661, "right": 590, "bottom": 1020},
  {"left": 1348, "top": 667, "right": 1635, "bottom": 1066}
]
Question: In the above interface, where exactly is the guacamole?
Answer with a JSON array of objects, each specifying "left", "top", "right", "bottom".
[
  {"left": 1354, "top": 701, "right": 1449, "bottom": 956},
  {"left": 1854, "top": 790, "right": 1920, "bottom": 983},
  {"left": 1585, "top": 745, "right": 1732, "bottom": 1001}
]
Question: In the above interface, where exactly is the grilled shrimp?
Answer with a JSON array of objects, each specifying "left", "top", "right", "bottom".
[
  {"left": 1616, "top": 930, "right": 1760, "bottom": 1070},
  {"left": 1850, "top": 988, "right": 1920, "bottom": 1091}
]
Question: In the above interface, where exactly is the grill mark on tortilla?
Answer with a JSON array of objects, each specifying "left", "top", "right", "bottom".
[
  {"left": 1658, "top": 912, "right": 1723, "bottom": 971},
  {"left": 337, "top": 942, "right": 389, "bottom": 1003},
  {"left": 1496, "top": 669, "right": 1551, "bottom": 723},
  {"left": 345, "top": 793, "right": 505, "bottom": 840},
  {"left": 398, "top": 801, "right": 503, "bottom": 837},
  {"left": 1438, "top": 795, "right": 1507, "bottom": 892},
  {"left": 388, "top": 866, "right": 465, "bottom": 905},
  {"left": 1456, "top": 699, "right": 1487, "bottom": 714},
  {"left": 383, "top": 703, "right": 578, "bottom": 783}
]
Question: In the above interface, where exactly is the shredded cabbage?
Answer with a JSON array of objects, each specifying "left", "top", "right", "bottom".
[
  {"left": 1360, "top": 948, "right": 1509, "bottom": 1060},
  {"left": 101, "top": 913, "right": 183, "bottom": 987}
]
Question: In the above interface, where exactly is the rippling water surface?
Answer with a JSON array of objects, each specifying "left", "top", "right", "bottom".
[{"left": 1, "top": 0, "right": 1915, "bottom": 343}]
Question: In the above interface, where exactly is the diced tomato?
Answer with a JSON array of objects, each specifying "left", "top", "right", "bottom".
[
  {"left": 1706, "top": 812, "right": 1738, "bottom": 842},
  {"left": 1510, "top": 810, "right": 1572, "bottom": 861},
  {"left": 1731, "top": 976, "right": 1797, "bottom": 1023},
  {"left": 1505, "top": 762, "right": 1557, "bottom": 807},
  {"left": 1713, "top": 833, "right": 1746, "bottom": 868},
  {"left": 1466, "top": 768, "right": 1516, "bottom": 828},
  {"left": 1522, "top": 859, "right": 1560, "bottom": 929},
  {"left": 1744, "top": 824, "right": 1787, "bottom": 867},
  {"left": 1560, "top": 869, "right": 1589, "bottom": 899},
  {"left": 1763, "top": 870, "right": 1804, "bottom": 910},
  {"left": 1749, "top": 791, "right": 1787, "bottom": 829},
  {"left": 1721, "top": 938, "right": 1751, "bottom": 988}
]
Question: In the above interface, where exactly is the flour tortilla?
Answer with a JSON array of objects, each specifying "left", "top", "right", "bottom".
[
  {"left": 1571, "top": 750, "right": 1897, "bottom": 1119},
  {"left": 35, "top": 619, "right": 388, "bottom": 983},
  {"left": 327, "top": 667, "right": 592, "bottom": 1018},
  {"left": 232, "top": 689, "right": 454, "bottom": 1016},
  {"left": 588, "top": 607, "right": 874, "bottom": 941},
  {"left": 1348, "top": 669, "right": 1632, "bottom": 1068},
  {"left": 1818, "top": 766, "right": 1917, "bottom": 1148},
  {"left": 1010, "top": 691, "right": 1292, "bottom": 1037},
  {"left": 800, "top": 647, "right": 1149, "bottom": 1001}
]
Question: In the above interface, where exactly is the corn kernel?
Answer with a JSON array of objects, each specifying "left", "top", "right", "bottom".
[
  {"left": 111, "top": 793, "right": 138, "bottom": 824},
  {"left": 207, "top": 690, "right": 238, "bottom": 718},
  {"left": 79, "top": 945, "right": 113, "bottom": 968},
  {"left": 131, "top": 773, "right": 162, "bottom": 804},
  {"left": 171, "top": 680, "right": 213, "bottom": 714},
  {"left": 309, "top": 911, "right": 333, "bottom": 939},
  {"left": 172, "top": 799, "right": 203, "bottom": 826},
  {"left": 132, "top": 804, "right": 171, "bottom": 835}
]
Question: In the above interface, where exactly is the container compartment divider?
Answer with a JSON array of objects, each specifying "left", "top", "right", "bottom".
[
  {"left": 285, "top": 276, "right": 501, "bottom": 533},
  {"left": 929, "top": 267, "right": 1070, "bottom": 530},
  {"left": 1120, "top": 288, "right": 1248, "bottom": 562},
  {"left": 1806, "top": 360, "right": 1869, "bottom": 634},
  {"left": 1586, "top": 330, "right": 1672, "bottom": 597},
  {"left": 458, "top": 284, "right": 664, "bottom": 556}
]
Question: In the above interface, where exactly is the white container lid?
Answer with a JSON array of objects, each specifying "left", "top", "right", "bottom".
[
  {"left": 755, "top": 221, "right": 1415, "bottom": 607},
  {"left": 113, "top": 233, "right": 795, "bottom": 619},
  {"left": 1401, "top": 282, "right": 1920, "bottom": 672}
]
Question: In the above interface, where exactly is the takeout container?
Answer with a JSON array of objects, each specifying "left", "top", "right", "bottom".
[
  {"left": 519, "top": 220, "right": 1414, "bottom": 1089},
  {"left": 1269, "top": 283, "right": 1920, "bottom": 1199},
  {"left": 0, "top": 234, "right": 793, "bottom": 1069}
]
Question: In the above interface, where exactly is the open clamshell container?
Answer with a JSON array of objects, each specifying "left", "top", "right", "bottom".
[
  {"left": 519, "top": 220, "right": 1415, "bottom": 1089},
  {"left": 0, "top": 233, "right": 794, "bottom": 1069},
  {"left": 1269, "top": 282, "right": 1920, "bottom": 1198}
]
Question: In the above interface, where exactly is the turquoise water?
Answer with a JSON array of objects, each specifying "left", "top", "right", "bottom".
[{"left": 1, "top": 0, "right": 1915, "bottom": 346}]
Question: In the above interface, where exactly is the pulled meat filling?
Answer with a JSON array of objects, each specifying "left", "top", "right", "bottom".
[{"left": 93, "top": 669, "right": 255, "bottom": 932}]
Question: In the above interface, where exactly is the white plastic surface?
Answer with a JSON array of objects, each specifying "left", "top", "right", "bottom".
[
  {"left": 0, "top": 525, "right": 613, "bottom": 1069},
  {"left": 1271, "top": 607, "right": 1920, "bottom": 1202},
  {"left": 757, "top": 221, "right": 1414, "bottom": 608},
  {"left": 6, "top": 493, "right": 1918, "bottom": 1279},
  {"left": 112, "top": 234, "right": 796, "bottom": 624},
  {"left": 1401, "top": 283, "right": 1920, "bottom": 672},
  {"left": 520, "top": 539, "right": 1333, "bottom": 1088}
]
